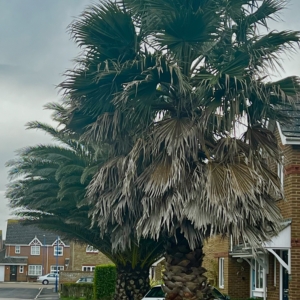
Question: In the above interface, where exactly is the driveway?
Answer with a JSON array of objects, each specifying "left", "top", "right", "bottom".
[{"left": 0, "top": 282, "right": 59, "bottom": 299}]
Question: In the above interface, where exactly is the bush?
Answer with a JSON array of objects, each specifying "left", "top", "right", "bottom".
[
  {"left": 61, "top": 283, "right": 93, "bottom": 300},
  {"left": 94, "top": 264, "right": 117, "bottom": 300}
]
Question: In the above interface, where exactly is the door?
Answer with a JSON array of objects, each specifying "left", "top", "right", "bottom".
[
  {"left": 10, "top": 265, "right": 17, "bottom": 281},
  {"left": 282, "top": 251, "right": 289, "bottom": 300}
]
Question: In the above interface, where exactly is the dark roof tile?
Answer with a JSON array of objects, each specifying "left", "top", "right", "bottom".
[{"left": 5, "top": 220, "right": 69, "bottom": 246}]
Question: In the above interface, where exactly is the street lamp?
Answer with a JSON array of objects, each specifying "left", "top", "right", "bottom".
[
  {"left": 43, "top": 235, "right": 46, "bottom": 275},
  {"left": 55, "top": 236, "right": 59, "bottom": 293}
]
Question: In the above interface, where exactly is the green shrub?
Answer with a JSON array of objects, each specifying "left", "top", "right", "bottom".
[
  {"left": 61, "top": 283, "right": 94, "bottom": 300},
  {"left": 94, "top": 264, "right": 117, "bottom": 300}
]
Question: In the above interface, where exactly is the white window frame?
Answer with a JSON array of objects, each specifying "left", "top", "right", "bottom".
[
  {"left": 31, "top": 245, "right": 40, "bottom": 256},
  {"left": 50, "top": 265, "right": 64, "bottom": 273},
  {"left": 19, "top": 266, "right": 24, "bottom": 273},
  {"left": 54, "top": 246, "right": 63, "bottom": 256},
  {"left": 15, "top": 246, "right": 20, "bottom": 254},
  {"left": 277, "top": 157, "right": 284, "bottom": 188},
  {"left": 82, "top": 266, "right": 95, "bottom": 272},
  {"left": 219, "top": 257, "right": 224, "bottom": 289},
  {"left": 86, "top": 245, "right": 99, "bottom": 253},
  {"left": 28, "top": 265, "right": 42, "bottom": 276},
  {"left": 255, "top": 260, "right": 264, "bottom": 290}
]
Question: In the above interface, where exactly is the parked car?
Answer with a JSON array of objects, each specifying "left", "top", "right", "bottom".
[
  {"left": 142, "top": 285, "right": 165, "bottom": 300},
  {"left": 142, "top": 285, "right": 230, "bottom": 300},
  {"left": 37, "top": 273, "right": 59, "bottom": 285},
  {"left": 76, "top": 277, "right": 94, "bottom": 283}
]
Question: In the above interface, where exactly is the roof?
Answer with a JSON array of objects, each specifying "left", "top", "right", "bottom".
[
  {"left": 0, "top": 248, "right": 28, "bottom": 265},
  {"left": 5, "top": 219, "right": 69, "bottom": 246},
  {"left": 276, "top": 107, "right": 300, "bottom": 144},
  {"left": 230, "top": 220, "right": 292, "bottom": 256}
]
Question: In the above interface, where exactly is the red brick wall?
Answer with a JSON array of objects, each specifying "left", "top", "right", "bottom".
[{"left": 5, "top": 244, "right": 70, "bottom": 281}]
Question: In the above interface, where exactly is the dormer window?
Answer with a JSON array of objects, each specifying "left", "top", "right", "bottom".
[
  {"left": 30, "top": 237, "right": 42, "bottom": 255},
  {"left": 54, "top": 246, "right": 63, "bottom": 256},
  {"left": 31, "top": 245, "right": 40, "bottom": 255}
]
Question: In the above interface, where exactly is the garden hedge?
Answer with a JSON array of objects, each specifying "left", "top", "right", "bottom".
[
  {"left": 61, "top": 282, "right": 93, "bottom": 300},
  {"left": 94, "top": 264, "right": 117, "bottom": 300}
]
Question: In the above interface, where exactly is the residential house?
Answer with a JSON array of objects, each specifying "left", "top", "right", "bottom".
[
  {"left": 0, "top": 219, "right": 70, "bottom": 282},
  {"left": 67, "top": 242, "right": 112, "bottom": 272},
  {"left": 203, "top": 116, "right": 300, "bottom": 300},
  {"left": 59, "top": 242, "right": 113, "bottom": 284}
]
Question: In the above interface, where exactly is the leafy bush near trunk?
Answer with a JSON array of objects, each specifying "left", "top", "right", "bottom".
[
  {"left": 94, "top": 264, "right": 117, "bottom": 300},
  {"left": 60, "top": 283, "right": 93, "bottom": 300}
]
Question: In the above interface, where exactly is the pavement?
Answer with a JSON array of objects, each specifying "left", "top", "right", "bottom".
[{"left": 0, "top": 282, "right": 60, "bottom": 299}]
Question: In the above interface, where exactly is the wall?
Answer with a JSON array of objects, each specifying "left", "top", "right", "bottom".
[
  {"left": 275, "top": 129, "right": 300, "bottom": 300},
  {"left": 267, "top": 253, "right": 281, "bottom": 300},
  {"left": 68, "top": 242, "right": 112, "bottom": 271},
  {"left": 203, "top": 236, "right": 250, "bottom": 299},
  {"left": 60, "top": 270, "right": 94, "bottom": 284},
  {"left": 3, "top": 244, "right": 70, "bottom": 282},
  {"left": 6, "top": 245, "right": 70, "bottom": 275}
]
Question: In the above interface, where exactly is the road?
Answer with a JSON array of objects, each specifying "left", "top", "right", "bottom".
[{"left": 0, "top": 282, "right": 59, "bottom": 299}]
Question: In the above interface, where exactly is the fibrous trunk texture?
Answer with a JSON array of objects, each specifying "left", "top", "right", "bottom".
[
  {"left": 163, "top": 233, "right": 211, "bottom": 300},
  {"left": 114, "top": 264, "right": 150, "bottom": 300}
]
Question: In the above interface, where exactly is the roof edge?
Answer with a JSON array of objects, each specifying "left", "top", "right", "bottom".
[{"left": 276, "top": 122, "right": 300, "bottom": 145}]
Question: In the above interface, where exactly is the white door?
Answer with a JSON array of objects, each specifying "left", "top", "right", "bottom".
[{"left": 0, "top": 266, "right": 4, "bottom": 281}]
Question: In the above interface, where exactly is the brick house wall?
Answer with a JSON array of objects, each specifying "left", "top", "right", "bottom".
[
  {"left": 202, "top": 126, "right": 300, "bottom": 300},
  {"left": 4, "top": 266, "right": 27, "bottom": 282},
  {"left": 3, "top": 244, "right": 70, "bottom": 282},
  {"left": 67, "top": 242, "right": 112, "bottom": 271},
  {"left": 266, "top": 253, "right": 281, "bottom": 300},
  {"left": 6, "top": 245, "right": 70, "bottom": 274},
  {"left": 276, "top": 139, "right": 300, "bottom": 300},
  {"left": 203, "top": 236, "right": 250, "bottom": 299}
]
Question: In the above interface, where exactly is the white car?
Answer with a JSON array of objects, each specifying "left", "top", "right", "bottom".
[
  {"left": 142, "top": 285, "right": 229, "bottom": 300},
  {"left": 142, "top": 285, "right": 165, "bottom": 300},
  {"left": 76, "top": 277, "right": 94, "bottom": 283},
  {"left": 37, "top": 273, "right": 59, "bottom": 285}
]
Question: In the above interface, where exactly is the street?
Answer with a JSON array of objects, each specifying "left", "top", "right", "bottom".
[{"left": 0, "top": 282, "right": 59, "bottom": 299}]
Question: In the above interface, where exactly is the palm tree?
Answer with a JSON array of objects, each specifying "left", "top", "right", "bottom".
[
  {"left": 6, "top": 120, "right": 164, "bottom": 300},
  {"left": 58, "top": 1, "right": 300, "bottom": 299}
]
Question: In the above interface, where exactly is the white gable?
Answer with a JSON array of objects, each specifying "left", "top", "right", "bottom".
[
  {"left": 52, "top": 237, "right": 66, "bottom": 247},
  {"left": 29, "top": 236, "right": 42, "bottom": 246}
]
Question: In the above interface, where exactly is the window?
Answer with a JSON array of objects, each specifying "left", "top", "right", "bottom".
[
  {"left": 50, "top": 265, "right": 64, "bottom": 273},
  {"left": 28, "top": 265, "right": 42, "bottom": 276},
  {"left": 15, "top": 246, "right": 20, "bottom": 254},
  {"left": 255, "top": 260, "right": 264, "bottom": 289},
  {"left": 86, "top": 245, "right": 99, "bottom": 253},
  {"left": 19, "top": 266, "right": 24, "bottom": 273},
  {"left": 277, "top": 157, "right": 284, "bottom": 188},
  {"left": 54, "top": 246, "right": 63, "bottom": 256},
  {"left": 31, "top": 245, "right": 40, "bottom": 255},
  {"left": 219, "top": 258, "right": 224, "bottom": 289},
  {"left": 82, "top": 266, "right": 95, "bottom": 272}
]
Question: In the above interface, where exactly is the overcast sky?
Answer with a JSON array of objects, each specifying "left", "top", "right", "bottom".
[
  {"left": 1, "top": 1, "right": 300, "bottom": 239},
  {"left": 0, "top": 0, "right": 92, "bottom": 238}
]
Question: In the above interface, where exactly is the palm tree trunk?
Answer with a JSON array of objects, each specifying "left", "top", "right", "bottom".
[
  {"left": 114, "top": 264, "right": 150, "bottom": 300},
  {"left": 163, "top": 232, "right": 210, "bottom": 300}
]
